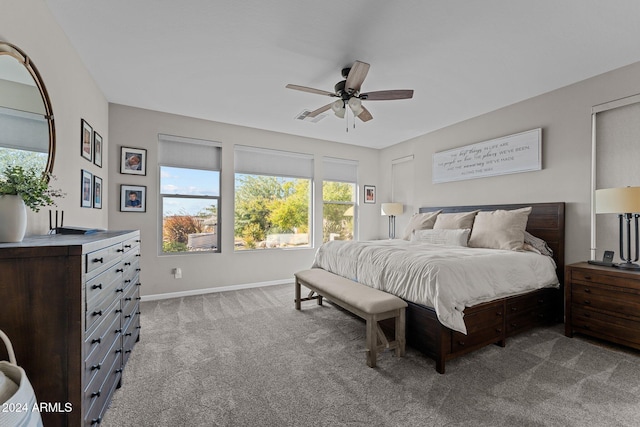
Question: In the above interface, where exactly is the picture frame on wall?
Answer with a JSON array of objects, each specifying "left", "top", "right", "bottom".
[
  {"left": 364, "top": 185, "right": 376, "bottom": 204},
  {"left": 93, "top": 132, "right": 103, "bottom": 167},
  {"left": 81, "top": 169, "right": 93, "bottom": 208},
  {"left": 93, "top": 176, "right": 103, "bottom": 209},
  {"left": 120, "top": 147, "right": 147, "bottom": 175},
  {"left": 81, "top": 119, "right": 93, "bottom": 162},
  {"left": 120, "top": 184, "right": 146, "bottom": 212}
]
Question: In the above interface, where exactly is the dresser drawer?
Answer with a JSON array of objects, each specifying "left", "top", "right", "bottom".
[
  {"left": 86, "top": 285, "right": 123, "bottom": 334},
  {"left": 86, "top": 242, "right": 124, "bottom": 275},
  {"left": 571, "top": 306, "right": 640, "bottom": 346},
  {"left": 84, "top": 312, "right": 121, "bottom": 386},
  {"left": 86, "top": 263, "right": 123, "bottom": 317},
  {"left": 122, "top": 308, "right": 140, "bottom": 366},
  {"left": 83, "top": 337, "right": 122, "bottom": 421},
  {"left": 122, "top": 235, "right": 140, "bottom": 254},
  {"left": 84, "top": 298, "right": 121, "bottom": 359},
  {"left": 571, "top": 283, "right": 640, "bottom": 315}
]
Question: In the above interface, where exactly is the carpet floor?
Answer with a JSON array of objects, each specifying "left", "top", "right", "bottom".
[{"left": 102, "top": 284, "right": 640, "bottom": 426}]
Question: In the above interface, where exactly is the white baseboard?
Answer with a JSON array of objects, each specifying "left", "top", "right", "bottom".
[{"left": 140, "top": 279, "right": 292, "bottom": 302}]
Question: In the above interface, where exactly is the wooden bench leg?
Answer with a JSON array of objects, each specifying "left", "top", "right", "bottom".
[
  {"left": 366, "top": 315, "right": 377, "bottom": 368},
  {"left": 295, "top": 278, "right": 301, "bottom": 310},
  {"left": 395, "top": 308, "right": 406, "bottom": 358}
]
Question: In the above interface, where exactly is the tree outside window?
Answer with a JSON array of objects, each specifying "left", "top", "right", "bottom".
[{"left": 322, "top": 181, "right": 355, "bottom": 242}]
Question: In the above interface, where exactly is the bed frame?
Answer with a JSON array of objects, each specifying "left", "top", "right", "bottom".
[{"left": 406, "top": 202, "right": 566, "bottom": 373}]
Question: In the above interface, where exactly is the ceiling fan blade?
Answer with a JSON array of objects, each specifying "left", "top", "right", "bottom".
[
  {"left": 345, "top": 60, "right": 370, "bottom": 94},
  {"left": 361, "top": 90, "right": 414, "bottom": 101},
  {"left": 357, "top": 106, "right": 373, "bottom": 122},
  {"left": 307, "top": 103, "right": 332, "bottom": 117},
  {"left": 286, "top": 84, "right": 336, "bottom": 97}
]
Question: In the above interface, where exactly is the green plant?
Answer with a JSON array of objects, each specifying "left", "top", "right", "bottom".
[{"left": 0, "top": 165, "right": 64, "bottom": 212}]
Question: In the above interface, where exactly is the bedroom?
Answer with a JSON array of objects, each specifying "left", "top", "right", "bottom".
[{"left": 1, "top": 1, "right": 640, "bottom": 426}]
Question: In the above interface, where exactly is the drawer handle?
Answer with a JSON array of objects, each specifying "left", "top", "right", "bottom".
[
  {"left": 115, "top": 368, "right": 123, "bottom": 374},
  {"left": 135, "top": 311, "right": 141, "bottom": 315},
  {"left": 583, "top": 313, "right": 591, "bottom": 318},
  {"left": 583, "top": 325, "right": 590, "bottom": 330},
  {"left": 91, "top": 391, "right": 101, "bottom": 398},
  {"left": 115, "top": 328, "right": 123, "bottom": 333},
  {"left": 511, "top": 307, "right": 518, "bottom": 312},
  {"left": 537, "top": 298, "right": 545, "bottom": 303},
  {"left": 495, "top": 328, "right": 502, "bottom": 333},
  {"left": 92, "top": 310, "right": 102, "bottom": 317},
  {"left": 511, "top": 323, "right": 517, "bottom": 328},
  {"left": 496, "top": 311, "right": 503, "bottom": 316},
  {"left": 124, "top": 262, "right": 131, "bottom": 266},
  {"left": 584, "top": 288, "right": 591, "bottom": 293},
  {"left": 117, "top": 248, "right": 124, "bottom": 253},
  {"left": 124, "top": 280, "right": 131, "bottom": 284},
  {"left": 91, "top": 417, "right": 101, "bottom": 425},
  {"left": 136, "top": 239, "right": 141, "bottom": 243},
  {"left": 584, "top": 275, "right": 592, "bottom": 280},
  {"left": 136, "top": 297, "right": 142, "bottom": 301},
  {"left": 457, "top": 341, "right": 465, "bottom": 346},
  {"left": 584, "top": 300, "right": 591, "bottom": 305},
  {"left": 136, "top": 268, "right": 141, "bottom": 272},
  {"left": 125, "top": 297, "right": 132, "bottom": 301},
  {"left": 115, "top": 309, "right": 122, "bottom": 314},
  {"left": 125, "top": 332, "right": 132, "bottom": 337},
  {"left": 116, "top": 268, "right": 124, "bottom": 273},
  {"left": 136, "top": 326, "right": 142, "bottom": 329},
  {"left": 136, "top": 254, "right": 141, "bottom": 257},
  {"left": 92, "top": 257, "right": 104, "bottom": 264},
  {"left": 92, "top": 284, "right": 103, "bottom": 290},
  {"left": 125, "top": 349, "right": 132, "bottom": 354},
  {"left": 116, "top": 288, "right": 124, "bottom": 293},
  {"left": 136, "top": 282, "right": 142, "bottom": 286},
  {"left": 115, "top": 349, "right": 122, "bottom": 353},
  {"left": 125, "top": 314, "right": 132, "bottom": 319},
  {"left": 125, "top": 244, "right": 132, "bottom": 248},
  {"left": 91, "top": 338, "right": 101, "bottom": 344},
  {"left": 91, "top": 364, "right": 101, "bottom": 371}
]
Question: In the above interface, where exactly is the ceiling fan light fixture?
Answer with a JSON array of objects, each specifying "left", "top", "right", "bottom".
[
  {"left": 348, "top": 97, "right": 363, "bottom": 115},
  {"left": 332, "top": 100, "right": 345, "bottom": 118}
]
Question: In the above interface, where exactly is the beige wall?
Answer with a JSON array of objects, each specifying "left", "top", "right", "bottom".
[
  {"left": 108, "top": 104, "right": 380, "bottom": 297},
  {"left": 379, "top": 61, "right": 640, "bottom": 265},
  {"left": 2, "top": 0, "right": 109, "bottom": 234}
]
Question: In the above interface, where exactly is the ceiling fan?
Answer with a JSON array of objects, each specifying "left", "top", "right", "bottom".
[{"left": 286, "top": 60, "right": 413, "bottom": 124}]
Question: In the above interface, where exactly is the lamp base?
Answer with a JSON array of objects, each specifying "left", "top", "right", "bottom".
[{"left": 615, "top": 261, "right": 640, "bottom": 271}]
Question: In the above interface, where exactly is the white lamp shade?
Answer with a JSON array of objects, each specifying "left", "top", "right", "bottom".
[
  {"left": 595, "top": 187, "right": 640, "bottom": 214},
  {"left": 331, "top": 100, "right": 345, "bottom": 118},
  {"left": 348, "top": 97, "right": 363, "bottom": 115},
  {"left": 381, "top": 202, "right": 403, "bottom": 216}
]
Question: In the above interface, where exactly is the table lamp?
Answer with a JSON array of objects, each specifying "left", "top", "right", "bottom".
[
  {"left": 381, "top": 203, "right": 403, "bottom": 239},
  {"left": 595, "top": 186, "right": 640, "bottom": 270}
]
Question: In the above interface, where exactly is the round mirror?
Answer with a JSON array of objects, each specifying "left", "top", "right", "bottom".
[{"left": 0, "top": 42, "right": 55, "bottom": 177}]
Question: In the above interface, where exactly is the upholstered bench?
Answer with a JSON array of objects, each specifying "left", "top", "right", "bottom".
[{"left": 294, "top": 268, "right": 407, "bottom": 367}]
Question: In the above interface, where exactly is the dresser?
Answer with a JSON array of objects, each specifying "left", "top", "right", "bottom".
[
  {"left": 565, "top": 262, "right": 640, "bottom": 350},
  {"left": 0, "top": 230, "right": 141, "bottom": 426}
]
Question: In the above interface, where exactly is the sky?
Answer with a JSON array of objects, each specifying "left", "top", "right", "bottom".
[{"left": 160, "top": 166, "right": 219, "bottom": 216}]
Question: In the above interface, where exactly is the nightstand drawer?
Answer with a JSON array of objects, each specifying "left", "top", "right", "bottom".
[
  {"left": 571, "top": 283, "right": 640, "bottom": 315},
  {"left": 571, "top": 306, "right": 640, "bottom": 346},
  {"left": 571, "top": 268, "right": 640, "bottom": 290}
]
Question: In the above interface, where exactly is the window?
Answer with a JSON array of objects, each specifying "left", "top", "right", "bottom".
[
  {"left": 322, "top": 157, "right": 358, "bottom": 242},
  {"left": 159, "top": 135, "right": 221, "bottom": 254},
  {"left": 234, "top": 146, "right": 313, "bottom": 250}
]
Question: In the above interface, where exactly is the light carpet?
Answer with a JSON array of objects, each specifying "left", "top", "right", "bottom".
[{"left": 103, "top": 284, "right": 640, "bottom": 426}]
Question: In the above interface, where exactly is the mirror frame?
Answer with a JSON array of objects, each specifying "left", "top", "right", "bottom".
[{"left": 0, "top": 41, "right": 55, "bottom": 176}]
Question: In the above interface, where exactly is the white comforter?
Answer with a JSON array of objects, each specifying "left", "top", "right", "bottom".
[{"left": 311, "top": 239, "right": 559, "bottom": 334}]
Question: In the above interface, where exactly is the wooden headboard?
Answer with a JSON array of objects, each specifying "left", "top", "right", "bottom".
[{"left": 419, "top": 202, "right": 565, "bottom": 283}]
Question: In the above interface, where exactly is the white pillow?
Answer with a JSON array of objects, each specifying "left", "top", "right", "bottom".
[
  {"left": 468, "top": 207, "right": 532, "bottom": 250},
  {"left": 433, "top": 211, "right": 478, "bottom": 230},
  {"left": 401, "top": 211, "right": 441, "bottom": 240},
  {"left": 411, "top": 228, "right": 471, "bottom": 246}
]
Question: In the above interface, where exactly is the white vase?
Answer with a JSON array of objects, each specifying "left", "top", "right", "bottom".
[{"left": 0, "top": 195, "right": 27, "bottom": 242}]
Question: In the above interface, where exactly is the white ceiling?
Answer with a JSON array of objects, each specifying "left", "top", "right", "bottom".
[{"left": 45, "top": 1, "right": 640, "bottom": 149}]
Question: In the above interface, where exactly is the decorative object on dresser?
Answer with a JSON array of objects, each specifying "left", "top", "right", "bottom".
[
  {"left": 0, "top": 230, "right": 142, "bottom": 426},
  {"left": 565, "top": 262, "right": 640, "bottom": 351},
  {"left": 381, "top": 202, "right": 403, "bottom": 239},
  {"left": 595, "top": 186, "right": 640, "bottom": 270}
]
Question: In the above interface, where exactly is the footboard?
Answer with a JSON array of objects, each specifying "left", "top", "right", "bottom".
[{"left": 406, "top": 287, "right": 560, "bottom": 374}]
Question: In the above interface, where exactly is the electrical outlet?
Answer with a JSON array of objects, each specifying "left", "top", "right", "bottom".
[{"left": 172, "top": 267, "right": 182, "bottom": 279}]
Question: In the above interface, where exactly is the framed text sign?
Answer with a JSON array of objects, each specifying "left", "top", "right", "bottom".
[{"left": 432, "top": 128, "right": 541, "bottom": 183}]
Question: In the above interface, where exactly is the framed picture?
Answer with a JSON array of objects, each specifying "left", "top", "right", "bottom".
[
  {"left": 81, "top": 169, "right": 93, "bottom": 208},
  {"left": 93, "top": 176, "right": 103, "bottom": 209},
  {"left": 81, "top": 119, "right": 93, "bottom": 161},
  {"left": 120, "top": 147, "right": 147, "bottom": 175},
  {"left": 120, "top": 184, "right": 146, "bottom": 212},
  {"left": 93, "top": 132, "right": 103, "bottom": 167},
  {"left": 364, "top": 185, "right": 376, "bottom": 204}
]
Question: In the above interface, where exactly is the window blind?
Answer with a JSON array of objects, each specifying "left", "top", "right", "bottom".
[
  {"left": 158, "top": 134, "right": 221, "bottom": 170},
  {"left": 234, "top": 145, "right": 313, "bottom": 178},
  {"left": 322, "top": 156, "right": 358, "bottom": 183}
]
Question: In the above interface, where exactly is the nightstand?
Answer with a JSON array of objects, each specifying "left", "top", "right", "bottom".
[{"left": 565, "top": 262, "right": 640, "bottom": 350}]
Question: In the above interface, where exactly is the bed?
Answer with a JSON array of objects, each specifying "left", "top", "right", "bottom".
[{"left": 312, "top": 202, "right": 565, "bottom": 373}]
